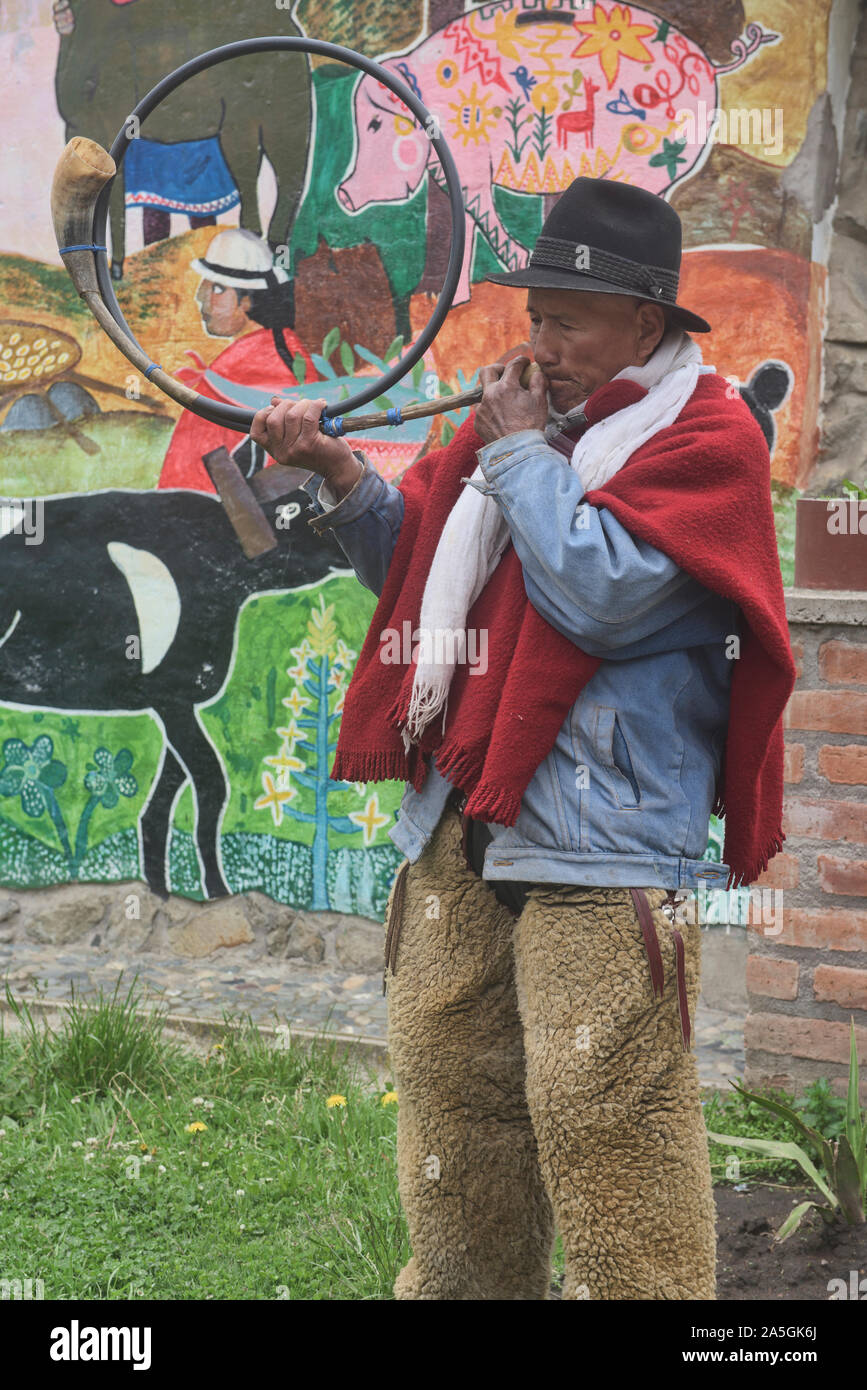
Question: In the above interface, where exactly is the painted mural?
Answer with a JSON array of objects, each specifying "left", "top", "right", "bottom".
[{"left": 0, "top": 0, "right": 835, "bottom": 914}]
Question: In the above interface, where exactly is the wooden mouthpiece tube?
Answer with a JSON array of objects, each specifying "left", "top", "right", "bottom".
[{"left": 323, "top": 360, "right": 542, "bottom": 435}]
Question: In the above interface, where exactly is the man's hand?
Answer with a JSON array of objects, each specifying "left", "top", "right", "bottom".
[
  {"left": 250, "top": 396, "right": 362, "bottom": 498},
  {"left": 474, "top": 356, "right": 549, "bottom": 445}
]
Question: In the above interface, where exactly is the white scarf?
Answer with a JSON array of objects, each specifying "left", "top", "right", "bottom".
[{"left": 401, "top": 329, "right": 705, "bottom": 750}]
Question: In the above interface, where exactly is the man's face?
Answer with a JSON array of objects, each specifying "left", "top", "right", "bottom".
[
  {"left": 527, "top": 287, "right": 664, "bottom": 415},
  {"left": 196, "top": 280, "right": 251, "bottom": 338}
]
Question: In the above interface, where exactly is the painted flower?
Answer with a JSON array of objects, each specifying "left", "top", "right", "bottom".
[
  {"left": 326, "top": 1095, "right": 347, "bottom": 1109},
  {"left": 348, "top": 794, "right": 390, "bottom": 846},
  {"left": 381, "top": 1091, "right": 398, "bottom": 1107},
  {"left": 648, "top": 136, "right": 688, "bottom": 180},
  {"left": 84, "top": 747, "right": 137, "bottom": 808},
  {"left": 573, "top": 3, "right": 655, "bottom": 89},
  {"left": 0, "top": 736, "right": 67, "bottom": 816}
]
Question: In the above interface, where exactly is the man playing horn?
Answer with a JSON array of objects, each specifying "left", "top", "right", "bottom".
[{"left": 251, "top": 177, "right": 795, "bottom": 1301}]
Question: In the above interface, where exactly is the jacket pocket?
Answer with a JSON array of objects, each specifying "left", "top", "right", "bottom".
[{"left": 593, "top": 706, "right": 641, "bottom": 808}]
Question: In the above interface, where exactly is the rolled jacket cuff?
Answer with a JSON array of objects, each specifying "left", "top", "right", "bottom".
[
  {"left": 305, "top": 453, "right": 380, "bottom": 531},
  {"left": 473, "top": 428, "right": 563, "bottom": 494}
]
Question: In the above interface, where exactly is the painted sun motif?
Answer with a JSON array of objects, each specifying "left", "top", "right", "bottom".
[
  {"left": 448, "top": 83, "right": 499, "bottom": 146},
  {"left": 572, "top": 2, "right": 656, "bottom": 90}
]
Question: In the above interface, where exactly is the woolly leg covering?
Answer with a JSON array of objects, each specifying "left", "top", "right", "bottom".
[
  {"left": 385, "top": 807, "right": 555, "bottom": 1300},
  {"left": 513, "top": 885, "right": 716, "bottom": 1301}
]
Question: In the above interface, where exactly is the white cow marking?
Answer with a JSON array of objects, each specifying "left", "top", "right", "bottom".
[{"left": 107, "top": 542, "right": 181, "bottom": 674}]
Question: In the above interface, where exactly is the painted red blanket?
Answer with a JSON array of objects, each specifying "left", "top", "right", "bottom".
[{"left": 330, "top": 372, "right": 796, "bottom": 888}]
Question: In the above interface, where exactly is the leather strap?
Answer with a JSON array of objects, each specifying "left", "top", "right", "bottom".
[
  {"left": 383, "top": 858, "right": 410, "bottom": 994},
  {"left": 669, "top": 924, "right": 692, "bottom": 1052},
  {"left": 631, "top": 887, "right": 692, "bottom": 1052},
  {"left": 546, "top": 421, "right": 587, "bottom": 460},
  {"left": 630, "top": 887, "right": 665, "bottom": 1000},
  {"left": 460, "top": 810, "right": 472, "bottom": 871}
]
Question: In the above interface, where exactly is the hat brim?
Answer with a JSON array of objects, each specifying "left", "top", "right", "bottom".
[{"left": 484, "top": 267, "right": 711, "bottom": 334}]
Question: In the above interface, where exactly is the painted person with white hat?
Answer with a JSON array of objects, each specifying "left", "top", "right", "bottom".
[{"left": 158, "top": 228, "right": 319, "bottom": 493}]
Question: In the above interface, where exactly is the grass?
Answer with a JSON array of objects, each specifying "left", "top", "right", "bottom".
[
  {"left": 704, "top": 1076, "right": 851, "bottom": 1186},
  {"left": 0, "top": 979, "right": 414, "bottom": 1300},
  {"left": 2, "top": 979, "right": 839, "bottom": 1299},
  {"left": 771, "top": 478, "right": 798, "bottom": 589}
]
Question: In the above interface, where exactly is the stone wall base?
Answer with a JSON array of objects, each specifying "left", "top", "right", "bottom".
[{"left": 0, "top": 883, "right": 385, "bottom": 973}]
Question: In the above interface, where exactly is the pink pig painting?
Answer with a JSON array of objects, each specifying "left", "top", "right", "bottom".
[{"left": 337, "top": 1, "right": 771, "bottom": 303}]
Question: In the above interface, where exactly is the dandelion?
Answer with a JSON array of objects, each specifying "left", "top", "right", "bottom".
[
  {"left": 203, "top": 1101, "right": 215, "bottom": 1111},
  {"left": 71, "top": 1141, "right": 83, "bottom": 1149},
  {"left": 235, "top": 1189, "right": 245, "bottom": 1198},
  {"left": 381, "top": 1091, "right": 398, "bottom": 1106},
  {"left": 158, "top": 1165, "right": 167, "bottom": 1174},
  {"left": 140, "top": 1142, "right": 149, "bottom": 1152},
  {"left": 326, "top": 1095, "right": 347, "bottom": 1109},
  {"left": 192, "top": 1097, "right": 205, "bottom": 1106},
  {"left": 86, "top": 1136, "right": 99, "bottom": 1146},
  {"left": 186, "top": 1121, "right": 207, "bottom": 1134},
  {"left": 142, "top": 1154, "right": 153, "bottom": 1164}
]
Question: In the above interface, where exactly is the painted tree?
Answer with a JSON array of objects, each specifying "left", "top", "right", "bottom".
[{"left": 254, "top": 594, "right": 389, "bottom": 910}]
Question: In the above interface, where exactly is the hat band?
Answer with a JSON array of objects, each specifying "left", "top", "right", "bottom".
[
  {"left": 530, "top": 237, "right": 679, "bottom": 302},
  {"left": 198, "top": 258, "right": 274, "bottom": 281}
]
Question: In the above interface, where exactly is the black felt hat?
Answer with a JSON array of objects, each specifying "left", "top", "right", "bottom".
[{"left": 486, "top": 177, "right": 710, "bottom": 334}]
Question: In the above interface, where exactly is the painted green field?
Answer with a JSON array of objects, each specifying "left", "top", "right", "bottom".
[{"left": 0, "top": 575, "right": 404, "bottom": 918}]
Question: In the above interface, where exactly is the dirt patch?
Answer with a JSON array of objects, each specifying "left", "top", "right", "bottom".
[
  {"left": 716, "top": 1185, "right": 867, "bottom": 1301},
  {"left": 546, "top": 1186, "right": 866, "bottom": 1299}
]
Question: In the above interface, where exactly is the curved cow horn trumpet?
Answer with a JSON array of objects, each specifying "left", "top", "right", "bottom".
[{"left": 51, "top": 137, "right": 202, "bottom": 413}]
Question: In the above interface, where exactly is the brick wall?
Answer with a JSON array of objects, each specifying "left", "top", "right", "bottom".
[{"left": 745, "top": 590, "right": 867, "bottom": 1099}]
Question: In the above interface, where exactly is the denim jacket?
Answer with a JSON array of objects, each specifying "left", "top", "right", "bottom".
[{"left": 301, "top": 422, "right": 735, "bottom": 892}]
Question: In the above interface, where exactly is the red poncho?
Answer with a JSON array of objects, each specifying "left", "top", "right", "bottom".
[{"left": 330, "top": 373, "right": 796, "bottom": 888}]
